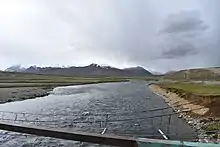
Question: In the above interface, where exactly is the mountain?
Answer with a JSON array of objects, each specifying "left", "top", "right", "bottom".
[
  {"left": 6, "top": 64, "right": 152, "bottom": 77},
  {"left": 164, "top": 67, "right": 220, "bottom": 80},
  {"left": 150, "top": 71, "right": 164, "bottom": 75},
  {"left": 123, "top": 66, "right": 152, "bottom": 76},
  {"left": 165, "top": 70, "right": 176, "bottom": 75},
  {"left": 5, "top": 65, "right": 26, "bottom": 72}
]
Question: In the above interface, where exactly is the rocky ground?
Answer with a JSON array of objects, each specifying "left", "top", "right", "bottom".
[
  {"left": 149, "top": 84, "right": 220, "bottom": 143},
  {"left": 0, "top": 87, "right": 53, "bottom": 103}
]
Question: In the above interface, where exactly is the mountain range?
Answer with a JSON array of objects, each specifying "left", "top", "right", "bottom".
[{"left": 5, "top": 64, "right": 152, "bottom": 77}]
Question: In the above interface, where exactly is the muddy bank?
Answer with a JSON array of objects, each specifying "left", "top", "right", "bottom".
[
  {"left": 149, "top": 84, "right": 220, "bottom": 143},
  {"left": 0, "top": 87, "right": 52, "bottom": 104}
]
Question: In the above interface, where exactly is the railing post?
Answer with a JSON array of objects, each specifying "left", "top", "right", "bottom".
[
  {"left": 160, "top": 109, "right": 163, "bottom": 128},
  {"left": 101, "top": 114, "right": 108, "bottom": 134},
  {"left": 104, "top": 114, "right": 108, "bottom": 128},
  {"left": 167, "top": 114, "right": 171, "bottom": 135},
  {"left": 14, "top": 114, "right": 18, "bottom": 122}
]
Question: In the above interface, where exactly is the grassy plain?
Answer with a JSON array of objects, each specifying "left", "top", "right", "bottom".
[{"left": 160, "top": 82, "right": 220, "bottom": 96}]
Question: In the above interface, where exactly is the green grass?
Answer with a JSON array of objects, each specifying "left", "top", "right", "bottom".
[
  {"left": 0, "top": 71, "right": 159, "bottom": 88},
  {"left": 0, "top": 77, "right": 127, "bottom": 83},
  {"left": 130, "top": 76, "right": 161, "bottom": 81},
  {"left": 160, "top": 82, "right": 220, "bottom": 96},
  {"left": 0, "top": 72, "right": 131, "bottom": 88},
  {"left": 0, "top": 77, "right": 129, "bottom": 88},
  {"left": 202, "top": 122, "right": 220, "bottom": 131}
]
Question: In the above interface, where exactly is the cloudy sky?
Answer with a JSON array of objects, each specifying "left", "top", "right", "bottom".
[{"left": 0, "top": 0, "right": 219, "bottom": 72}]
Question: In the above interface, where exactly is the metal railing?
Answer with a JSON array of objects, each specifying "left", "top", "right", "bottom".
[
  {"left": 0, "top": 102, "right": 218, "bottom": 146},
  {"left": 0, "top": 122, "right": 218, "bottom": 147}
]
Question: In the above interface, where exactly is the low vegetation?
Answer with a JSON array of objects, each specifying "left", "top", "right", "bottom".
[
  {"left": 0, "top": 71, "right": 160, "bottom": 87},
  {"left": 0, "top": 71, "right": 131, "bottom": 88},
  {"left": 202, "top": 122, "right": 220, "bottom": 132},
  {"left": 160, "top": 82, "right": 220, "bottom": 96}
]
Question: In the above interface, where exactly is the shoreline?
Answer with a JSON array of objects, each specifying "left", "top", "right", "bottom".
[
  {"left": 0, "top": 80, "right": 129, "bottom": 104},
  {"left": 149, "top": 83, "right": 220, "bottom": 143},
  {"left": 0, "top": 87, "right": 53, "bottom": 104}
]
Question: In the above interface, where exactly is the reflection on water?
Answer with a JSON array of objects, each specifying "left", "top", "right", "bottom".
[{"left": 0, "top": 81, "right": 196, "bottom": 146}]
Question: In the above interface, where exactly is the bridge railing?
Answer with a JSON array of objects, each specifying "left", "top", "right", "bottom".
[
  {"left": 0, "top": 103, "right": 213, "bottom": 140},
  {"left": 0, "top": 121, "right": 218, "bottom": 147},
  {"left": 0, "top": 102, "right": 218, "bottom": 146}
]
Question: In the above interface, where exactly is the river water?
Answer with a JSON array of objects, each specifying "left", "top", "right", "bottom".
[{"left": 0, "top": 81, "right": 196, "bottom": 146}]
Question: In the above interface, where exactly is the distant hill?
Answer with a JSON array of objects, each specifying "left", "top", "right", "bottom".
[
  {"left": 150, "top": 71, "right": 164, "bottom": 75},
  {"left": 5, "top": 65, "right": 26, "bottom": 72},
  {"left": 123, "top": 66, "right": 152, "bottom": 76},
  {"left": 164, "top": 67, "right": 220, "bottom": 80},
  {"left": 5, "top": 64, "right": 152, "bottom": 77},
  {"left": 165, "top": 70, "right": 176, "bottom": 75}
]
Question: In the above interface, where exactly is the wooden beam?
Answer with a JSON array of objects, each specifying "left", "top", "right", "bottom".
[
  {"left": 0, "top": 122, "right": 219, "bottom": 147},
  {"left": 0, "top": 122, "right": 138, "bottom": 147}
]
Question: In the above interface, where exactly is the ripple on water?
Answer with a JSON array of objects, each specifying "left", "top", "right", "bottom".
[{"left": 0, "top": 82, "right": 197, "bottom": 146}]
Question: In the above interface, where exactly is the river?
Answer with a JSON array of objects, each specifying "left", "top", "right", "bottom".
[{"left": 0, "top": 81, "right": 196, "bottom": 146}]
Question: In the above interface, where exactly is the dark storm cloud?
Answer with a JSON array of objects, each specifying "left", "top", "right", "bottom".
[
  {"left": 158, "top": 10, "right": 207, "bottom": 61},
  {"left": 162, "top": 43, "right": 197, "bottom": 59},
  {"left": 160, "top": 11, "right": 208, "bottom": 34}
]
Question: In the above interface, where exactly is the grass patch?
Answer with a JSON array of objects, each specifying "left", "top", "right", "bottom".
[
  {"left": 0, "top": 71, "right": 158, "bottom": 88},
  {"left": 0, "top": 78, "right": 129, "bottom": 88},
  {"left": 160, "top": 82, "right": 220, "bottom": 96},
  {"left": 0, "top": 72, "right": 132, "bottom": 88},
  {"left": 129, "top": 76, "right": 161, "bottom": 81},
  {"left": 202, "top": 122, "right": 220, "bottom": 131}
]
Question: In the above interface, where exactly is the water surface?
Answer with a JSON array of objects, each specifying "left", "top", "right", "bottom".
[{"left": 0, "top": 81, "right": 196, "bottom": 146}]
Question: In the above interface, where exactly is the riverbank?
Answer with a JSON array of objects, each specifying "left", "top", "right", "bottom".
[
  {"left": 0, "top": 73, "right": 130, "bottom": 104},
  {"left": 0, "top": 81, "right": 128, "bottom": 104},
  {"left": 0, "top": 87, "right": 52, "bottom": 103},
  {"left": 149, "top": 83, "right": 220, "bottom": 143}
]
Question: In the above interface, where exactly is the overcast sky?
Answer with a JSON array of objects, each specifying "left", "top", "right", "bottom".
[{"left": 0, "top": 0, "right": 219, "bottom": 72}]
